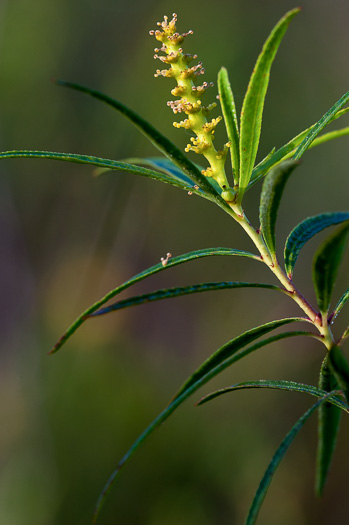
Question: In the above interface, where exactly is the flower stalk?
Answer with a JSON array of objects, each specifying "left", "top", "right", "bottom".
[{"left": 150, "top": 14, "right": 235, "bottom": 200}]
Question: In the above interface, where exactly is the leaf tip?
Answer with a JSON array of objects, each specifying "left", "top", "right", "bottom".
[{"left": 48, "top": 333, "right": 67, "bottom": 354}]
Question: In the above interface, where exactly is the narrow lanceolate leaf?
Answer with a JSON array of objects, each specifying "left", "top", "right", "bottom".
[
  {"left": 313, "top": 222, "right": 349, "bottom": 314},
  {"left": 284, "top": 212, "right": 349, "bottom": 279},
  {"left": 218, "top": 67, "right": 240, "bottom": 183},
  {"left": 294, "top": 91, "right": 349, "bottom": 160},
  {"left": 238, "top": 8, "right": 300, "bottom": 201},
  {"left": 342, "top": 327, "right": 349, "bottom": 343},
  {"left": 92, "top": 330, "right": 314, "bottom": 523},
  {"left": 197, "top": 379, "right": 348, "bottom": 412},
  {"left": 173, "top": 317, "right": 310, "bottom": 401},
  {"left": 90, "top": 282, "right": 285, "bottom": 317},
  {"left": 245, "top": 392, "right": 341, "bottom": 525},
  {"left": 55, "top": 80, "right": 229, "bottom": 209},
  {"left": 50, "top": 248, "right": 260, "bottom": 354},
  {"left": 330, "top": 287, "right": 349, "bottom": 323},
  {"left": 121, "top": 157, "right": 222, "bottom": 194},
  {"left": 121, "top": 157, "right": 195, "bottom": 185},
  {"left": 249, "top": 107, "right": 349, "bottom": 189},
  {"left": 259, "top": 159, "right": 299, "bottom": 257},
  {"left": 0, "top": 150, "right": 200, "bottom": 192},
  {"left": 309, "top": 127, "right": 349, "bottom": 149},
  {"left": 315, "top": 356, "right": 342, "bottom": 497},
  {"left": 328, "top": 345, "right": 349, "bottom": 402}
]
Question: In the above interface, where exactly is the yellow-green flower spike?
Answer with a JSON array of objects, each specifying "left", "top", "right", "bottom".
[{"left": 150, "top": 14, "right": 234, "bottom": 200}]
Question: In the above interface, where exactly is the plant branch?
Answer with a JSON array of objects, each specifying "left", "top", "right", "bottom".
[{"left": 224, "top": 202, "right": 336, "bottom": 346}]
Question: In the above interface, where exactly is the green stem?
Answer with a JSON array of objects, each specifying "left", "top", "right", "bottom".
[{"left": 225, "top": 202, "right": 336, "bottom": 347}]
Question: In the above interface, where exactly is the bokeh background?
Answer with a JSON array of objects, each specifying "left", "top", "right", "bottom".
[{"left": 0, "top": 0, "right": 348, "bottom": 524}]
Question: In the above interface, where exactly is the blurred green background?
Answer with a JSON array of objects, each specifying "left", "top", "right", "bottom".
[{"left": 0, "top": 0, "right": 348, "bottom": 524}]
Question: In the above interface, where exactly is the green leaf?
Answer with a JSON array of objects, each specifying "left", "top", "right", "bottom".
[
  {"left": 92, "top": 330, "right": 314, "bottom": 523},
  {"left": 249, "top": 107, "right": 349, "bottom": 189},
  {"left": 294, "top": 92, "right": 349, "bottom": 160},
  {"left": 50, "top": 248, "right": 260, "bottom": 354},
  {"left": 238, "top": 8, "right": 300, "bottom": 201},
  {"left": 310, "top": 126, "right": 349, "bottom": 149},
  {"left": 197, "top": 379, "right": 348, "bottom": 412},
  {"left": 121, "top": 157, "right": 195, "bottom": 185},
  {"left": 122, "top": 157, "right": 223, "bottom": 194},
  {"left": 330, "top": 287, "right": 349, "bottom": 323},
  {"left": 55, "top": 80, "right": 230, "bottom": 210},
  {"left": 0, "top": 149, "right": 204, "bottom": 192},
  {"left": 328, "top": 345, "right": 349, "bottom": 402},
  {"left": 259, "top": 159, "right": 299, "bottom": 257},
  {"left": 173, "top": 317, "right": 310, "bottom": 401},
  {"left": 315, "top": 356, "right": 342, "bottom": 497},
  {"left": 245, "top": 392, "right": 341, "bottom": 525},
  {"left": 342, "top": 327, "right": 349, "bottom": 343},
  {"left": 90, "top": 281, "right": 286, "bottom": 317},
  {"left": 313, "top": 222, "right": 349, "bottom": 314},
  {"left": 218, "top": 67, "right": 240, "bottom": 183},
  {"left": 284, "top": 212, "right": 349, "bottom": 279}
]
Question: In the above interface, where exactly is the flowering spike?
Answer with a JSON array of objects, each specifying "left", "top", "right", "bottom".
[{"left": 150, "top": 15, "right": 232, "bottom": 192}]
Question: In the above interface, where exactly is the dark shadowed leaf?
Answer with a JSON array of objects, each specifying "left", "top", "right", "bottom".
[
  {"left": 259, "top": 159, "right": 299, "bottom": 257},
  {"left": 50, "top": 248, "right": 260, "bottom": 353},
  {"left": 328, "top": 345, "right": 349, "bottom": 402},
  {"left": 284, "top": 212, "right": 349, "bottom": 279},
  {"left": 197, "top": 379, "right": 348, "bottom": 412},
  {"left": 173, "top": 318, "right": 310, "bottom": 401},
  {"left": 90, "top": 281, "right": 285, "bottom": 317},
  {"left": 55, "top": 80, "right": 231, "bottom": 210},
  {"left": 238, "top": 8, "right": 300, "bottom": 201},
  {"left": 245, "top": 392, "right": 342, "bottom": 525},
  {"left": 315, "top": 356, "right": 342, "bottom": 497},
  {"left": 121, "top": 157, "right": 194, "bottom": 185},
  {"left": 313, "top": 222, "right": 349, "bottom": 314},
  {"left": 92, "top": 330, "right": 315, "bottom": 523},
  {"left": 218, "top": 67, "right": 240, "bottom": 183}
]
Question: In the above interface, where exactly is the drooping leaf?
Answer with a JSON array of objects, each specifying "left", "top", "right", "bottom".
[
  {"left": 50, "top": 248, "right": 261, "bottom": 354},
  {"left": 172, "top": 317, "right": 310, "bottom": 401},
  {"left": 249, "top": 107, "right": 349, "bottom": 189},
  {"left": 330, "top": 287, "right": 349, "bottom": 323},
  {"left": 313, "top": 222, "right": 349, "bottom": 314},
  {"left": 55, "top": 80, "right": 230, "bottom": 209},
  {"left": 218, "top": 67, "right": 240, "bottom": 183},
  {"left": 92, "top": 330, "right": 315, "bottom": 523},
  {"left": 293, "top": 92, "right": 349, "bottom": 160},
  {"left": 0, "top": 150, "right": 200, "bottom": 191},
  {"left": 90, "top": 281, "right": 286, "bottom": 317},
  {"left": 245, "top": 392, "right": 341, "bottom": 525},
  {"left": 197, "top": 379, "right": 348, "bottom": 412},
  {"left": 259, "top": 159, "right": 299, "bottom": 257},
  {"left": 238, "top": 8, "right": 300, "bottom": 201},
  {"left": 328, "top": 345, "right": 349, "bottom": 402},
  {"left": 315, "top": 355, "right": 342, "bottom": 497},
  {"left": 284, "top": 212, "right": 349, "bottom": 279}
]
